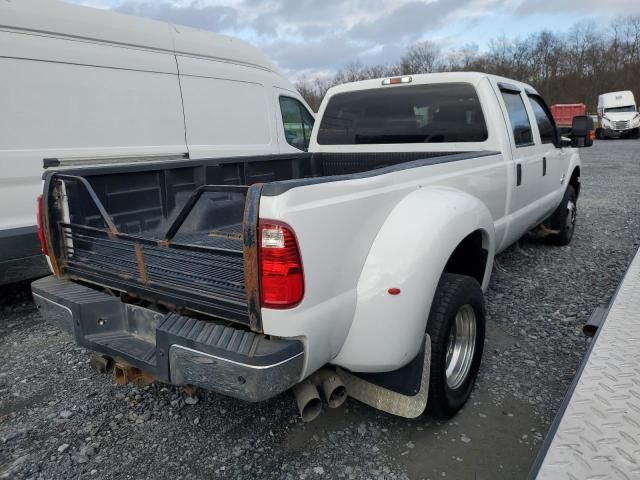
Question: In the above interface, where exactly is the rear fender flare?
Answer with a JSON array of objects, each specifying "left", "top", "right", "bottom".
[{"left": 333, "top": 186, "right": 495, "bottom": 372}]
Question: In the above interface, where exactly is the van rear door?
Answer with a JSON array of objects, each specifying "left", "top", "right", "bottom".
[{"left": 177, "top": 56, "right": 279, "bottom": 159}]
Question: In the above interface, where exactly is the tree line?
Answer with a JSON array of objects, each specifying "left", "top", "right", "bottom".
[{"left": 296, "top": 16, "right": 640, "bottom": 112}]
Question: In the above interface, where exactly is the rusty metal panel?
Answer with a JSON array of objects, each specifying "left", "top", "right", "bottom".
[
  {"left": 243, "top": 183, "right": 263, "bottom": 333},
  {"left": 133, "top": 243, "right": 148, "bottom": 283}
]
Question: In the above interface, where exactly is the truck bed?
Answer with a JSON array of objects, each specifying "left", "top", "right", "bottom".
[{"left": 42, "top": 150, "right": 474, "bottom": 331}]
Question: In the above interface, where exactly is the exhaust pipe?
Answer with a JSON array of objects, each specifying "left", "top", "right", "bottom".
[
  {"left": 292, "top": 380, "right": 322, "bottom": 422},
  {"left": 312, "top": 369, "right": 347, "bottom": 409}
]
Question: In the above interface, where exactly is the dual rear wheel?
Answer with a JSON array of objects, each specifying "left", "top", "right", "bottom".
[
  {"left": 426, "top": 273, "right": 485, "bottom": 418},
  {"left": 425, "top": 185, "right": 578, "bottom": 417}
]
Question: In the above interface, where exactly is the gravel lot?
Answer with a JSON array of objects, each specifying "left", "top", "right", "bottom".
[{"left": 2, "top": 140, "right": 640, "bottom": 480}]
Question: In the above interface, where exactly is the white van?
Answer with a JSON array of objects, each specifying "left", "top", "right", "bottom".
[
  {"left": 0, "top": 0, "right": 314, "bottom": 285},
  {"left": 596, "top": 90, "right": 640, "bottom": 139}
]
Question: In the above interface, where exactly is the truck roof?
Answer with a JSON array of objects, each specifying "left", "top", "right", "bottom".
[
  {"left": 0, "top": 0, "right": 278, "bottom": 73},
  {"left": 324, "top": 72, "right": 539, "bottom": 96},
  {"left": 598, "top": 90, "right": 636, "bottom": 106}
]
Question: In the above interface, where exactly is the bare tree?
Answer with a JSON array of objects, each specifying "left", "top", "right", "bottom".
[
  {"left": 447, "top": 43, "right": 480, "bottom": 71},
  {"left": 295, "top": 76, "right": 322, "bottom": 111},
  {"left": 399, "top": 40, "right": 443, "bottom": 74},
  {"left": 295, "top": 15, "right": 640, "bottom": 113}
]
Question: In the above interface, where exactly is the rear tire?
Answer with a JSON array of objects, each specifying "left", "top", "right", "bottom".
[
  {"left": 426, "top": 273, "right": 485, "bottom": 418},
  {"left": 546, "top": 185, "right": 577, "bottom": 246}
]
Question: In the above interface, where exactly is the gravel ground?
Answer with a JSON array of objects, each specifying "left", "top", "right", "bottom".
[{"left": 2, "top": 140, "right": 640, "bottom": 480}]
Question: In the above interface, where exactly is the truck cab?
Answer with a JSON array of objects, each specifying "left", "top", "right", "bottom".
[{"left": 596, "top": 90, "right": 640, "bottom": 139}]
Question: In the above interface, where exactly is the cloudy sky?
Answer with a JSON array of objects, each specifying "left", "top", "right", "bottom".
[{"left": 64, "top": 0, "right": 640, "bottom": 78}]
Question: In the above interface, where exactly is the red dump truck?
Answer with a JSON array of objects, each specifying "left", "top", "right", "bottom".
[
  {"left": 551, "top": 104, "right": 586, "bottom": 130},
  {"left": 551, "top": 104, "right": 594, "bottom": 146}
]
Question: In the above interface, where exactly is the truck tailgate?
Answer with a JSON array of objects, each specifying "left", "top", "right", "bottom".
[{"left": 42, "top": 167, "right": 261, "bottom": 330}]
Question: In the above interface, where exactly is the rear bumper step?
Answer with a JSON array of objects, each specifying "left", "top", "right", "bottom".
[{"left": 32, "top": 276, "right": 304, "bottom": 402}]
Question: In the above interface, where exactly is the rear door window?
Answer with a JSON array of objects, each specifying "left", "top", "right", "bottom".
[
  {"left": 316, "top": 83, "right": 488, "bottom": 145},
  {"left": 279, "top": 97, "right": 314, "bottom": 151},
  {"left": 527, "top": 95, "right": 556, "bottom": 144},
  {"left": 501, "top": 90, "right": 534, "bottom": 147}
]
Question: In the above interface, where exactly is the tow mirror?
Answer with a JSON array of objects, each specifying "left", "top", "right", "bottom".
[
  {"left": 572, "top": 115, "right": 593, "bottom": 137},
  {"left": 570, "top": 116, "right": 594, "bottom": 148}
]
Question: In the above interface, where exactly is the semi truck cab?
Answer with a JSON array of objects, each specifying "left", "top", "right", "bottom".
[{"left": 596, "top": 90, "right": 640, "bottom": 139}]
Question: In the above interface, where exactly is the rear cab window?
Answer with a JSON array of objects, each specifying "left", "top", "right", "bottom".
[
  {"left": 316, "top": 83, "right": 488, "bottom": 145},
  {"left": 500, "top": 89, "right": 534, "bottom": 147},
  {"left": 279, "top": 96, "right": 314, "bottom": 151}
]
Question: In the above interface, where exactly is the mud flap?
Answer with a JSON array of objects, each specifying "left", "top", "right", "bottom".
[{"left": 337, "top": 335, "right": 431, "bottom": 418}]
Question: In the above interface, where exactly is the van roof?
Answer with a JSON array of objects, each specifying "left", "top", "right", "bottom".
[{"left": 0, "top": 0, "right": 278, "bottom": 72}]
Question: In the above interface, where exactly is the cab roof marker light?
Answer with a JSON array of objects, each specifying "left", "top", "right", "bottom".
[{"left": 382, "top": 76, "right": 412, "bottom": 86}]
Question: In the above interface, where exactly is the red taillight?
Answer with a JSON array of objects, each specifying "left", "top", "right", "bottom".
[
  {"left": 36, "top": 195, "right": 48, "bottom": 255},
  {"left": 259, "top": 221, "right": 304, "bottom": 308}
]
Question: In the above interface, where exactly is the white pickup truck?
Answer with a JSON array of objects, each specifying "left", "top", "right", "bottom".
[{"left": 33, "top": 72, "right": 588, "bottom": 421}]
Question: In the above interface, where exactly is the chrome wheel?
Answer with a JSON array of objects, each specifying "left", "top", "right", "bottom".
[
  {"left": 566, "top": 200, "right": 577, "bottom": 234},
  {"left": 445, "top": 304, "right": 477, "bottom": 390}
]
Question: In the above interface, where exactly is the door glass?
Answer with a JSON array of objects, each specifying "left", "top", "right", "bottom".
[
  {"left": 528, "top": 95, "right": 556, "bottom": 144},
  {"left": 279, "top": 97, "right": 314, "bottom": 150},
  {"left": 501, "top": 91, "right": 534, "bottom": 147}
]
